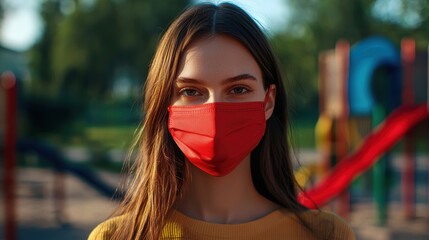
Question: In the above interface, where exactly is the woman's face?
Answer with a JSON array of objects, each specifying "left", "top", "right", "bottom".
[{"left": 171, "top": 35, "right": 268, "bottom": 106}]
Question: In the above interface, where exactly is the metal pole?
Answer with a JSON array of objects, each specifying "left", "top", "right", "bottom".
[
  {"left": 335, "top": 40, "right": 350, "bottom": 219},
  {"left": 401, "top": 38, "right": 416, "bottom": 220},
  {"left": 2, "top": 71, "right": 17, "bottom": 240},
  {"left": 427, "top": 43, "right": 429, "bottom": 219},
  {"left": 372, "top": 103, "right": 387, "bottom": 225}
]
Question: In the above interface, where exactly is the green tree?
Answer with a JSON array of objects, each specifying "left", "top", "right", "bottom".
[
  {"left": 270, "top": 34, "right": 319, "bottom": 118},
  {"left": 29, "top": 0, "right": 190, "bottom": 100},
  {"left": 0, "top": 0, "right": 4, "bottom": 24},
  {"left": 28, "top": 0, "right": 62, "bottom": 94}
]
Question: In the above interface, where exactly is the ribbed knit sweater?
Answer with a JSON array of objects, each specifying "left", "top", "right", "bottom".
[{"left": 88, "top": 209, "right": 355, "bottom": 239}]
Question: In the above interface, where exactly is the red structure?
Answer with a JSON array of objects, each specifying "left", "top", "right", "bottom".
[
  {"left": 2, "top": 71, "right": 17, "bottom": 240},
  {"left": 401, "top": 38, "right": 416, "bottom": 219}
]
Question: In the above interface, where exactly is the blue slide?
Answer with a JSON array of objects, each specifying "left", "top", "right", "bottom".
[{"left": 17, "top": 139, "right": 124, "bottom": 201}]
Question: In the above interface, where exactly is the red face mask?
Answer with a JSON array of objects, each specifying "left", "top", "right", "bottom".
[{"left": 168, "top": 100, "right": 267, "bottom": 177}]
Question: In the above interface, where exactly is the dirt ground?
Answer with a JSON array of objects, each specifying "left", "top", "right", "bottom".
[{"left": 1, "top": 168, "right": 429, "bottom": 240}]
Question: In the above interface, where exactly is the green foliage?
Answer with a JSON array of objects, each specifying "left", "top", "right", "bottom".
[
  {"left": 28, "top": 1, "right": 62, "bottom": 92},
  {"left": 0, "top": 0, "right": 4, "bottom": 23},
  {"left": 25, "top": 0, "right": 189, "bottom": 147},
  {"left": 29, "top": 0, "right": 190, "bottom": 100},
  {"left": 289, "top": 119, "right": 316, "bottom": 149},
  {"left": 270, "top": 34, "right": 319, "bottom": 119}
]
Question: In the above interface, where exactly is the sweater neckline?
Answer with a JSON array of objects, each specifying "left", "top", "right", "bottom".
[{"left": 170, "top": 208, "right": 294, "bottom": 237}]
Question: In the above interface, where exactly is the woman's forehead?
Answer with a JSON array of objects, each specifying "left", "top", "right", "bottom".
[{"left": 177, "top": 35, "right": 262, "bottom": 83}]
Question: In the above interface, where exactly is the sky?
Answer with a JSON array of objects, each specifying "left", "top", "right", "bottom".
[
  {"left": 1, "top": 0, "right": 42, "bottom": 51},
  {"left": 0, "top": 0, "right": 419, "bottom": 52},
  {"left": 0, "top": 0, "right": 290, "bottom": 52},
  {"left": 196, "top": 0, "right": 290, "bottom": 32}
]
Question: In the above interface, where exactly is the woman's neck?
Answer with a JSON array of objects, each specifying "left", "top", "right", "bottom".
[{"left": 175, "top": 156, "right": 280, "bottom": 224}]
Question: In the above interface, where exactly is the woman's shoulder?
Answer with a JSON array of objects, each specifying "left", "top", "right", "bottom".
[
  {"left": 88, "top": 215, "right": 126, "bottom": 240},
  {"left": 291, "top": 209, "right": 356, "bottom": 240}
]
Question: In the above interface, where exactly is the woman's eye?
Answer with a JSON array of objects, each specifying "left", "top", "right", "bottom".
[
  {"left": 230, "top": 86, "right": 249, "bottom": 95},
  {"left": 179, "top": 88, "right": 201, "bottom": 97}
]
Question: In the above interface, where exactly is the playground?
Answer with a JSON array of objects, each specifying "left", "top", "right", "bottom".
[
  {"left": 1, "top": 161, "right": 429, "bottom": 240},
  {"left": 2, "top": 31, "right": 429, "bottom": 240},
  {"left": 297, "top": 37, "right": 429, "bottom": 222}
]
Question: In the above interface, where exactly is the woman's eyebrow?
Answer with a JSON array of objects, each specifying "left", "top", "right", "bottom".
[
  {"left": 175, "top": 77, "right": 201, "bottom": 84},
  {"left": 221, "top": 74, "right": 257, "bottom": 85},
  {"left": 175, "top": 73, "right": 257, "bottom": 85}
]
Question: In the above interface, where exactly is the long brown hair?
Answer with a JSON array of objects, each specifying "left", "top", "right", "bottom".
[{"left": 112, "top": 3, "right": 306, "bottom": 239}]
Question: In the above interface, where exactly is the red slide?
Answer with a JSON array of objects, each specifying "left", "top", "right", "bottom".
[{"left": 298, "top": 104, "right": 429, "bottom": 208}]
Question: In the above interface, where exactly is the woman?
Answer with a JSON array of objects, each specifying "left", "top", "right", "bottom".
[{"left": 89, "top": 2, "right": 355, "bottom": 240}]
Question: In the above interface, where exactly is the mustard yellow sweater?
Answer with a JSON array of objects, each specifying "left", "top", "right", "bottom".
[{"left": 88, "top": 209, "right": 355, "bottom": 239}]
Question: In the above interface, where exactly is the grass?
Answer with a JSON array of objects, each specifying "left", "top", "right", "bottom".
[
  {"left": 84, "top": 122, "right": 318, "bottom": 150},
  {"left": 85, "top": 125, "right": 138, "bottom": 149}
]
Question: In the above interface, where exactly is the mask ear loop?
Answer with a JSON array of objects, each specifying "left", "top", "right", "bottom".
[{"left": 264, "top": 84, "right": 274, "bottom": 104}]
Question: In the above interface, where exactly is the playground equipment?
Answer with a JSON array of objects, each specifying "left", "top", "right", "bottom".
[
  {"left": 2, "top": 71, "right": 17, "bottom": 240},
  {"left": 299, "top": 104, "right": 429, "bottom": 206},
  {"left": 316, "top": 40, "right": 351, "bottom": 218},
  {"left": 1, "top": 71, "right": 123, "bottom": 240},
  {"left": 305, "top": 36, "right": 429, "bottom": 225}
]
